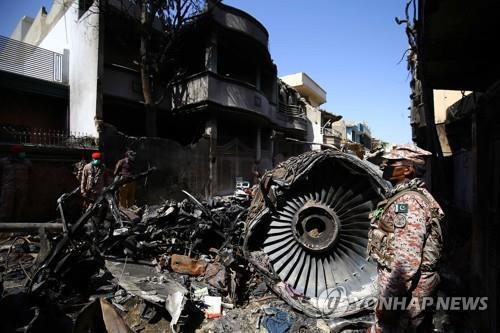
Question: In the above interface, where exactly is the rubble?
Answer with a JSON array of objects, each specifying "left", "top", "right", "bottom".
[{"left": 0, "top": 150, "right": 390, "bottom": 332}]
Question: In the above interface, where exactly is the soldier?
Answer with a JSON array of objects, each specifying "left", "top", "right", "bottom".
[
  {"left": 251, "top": 160, "right": 263, "bottom": 185},
  {"left": 0, "top": 144, "right": 32, "bottom": 221},
  {"left": 114, "top": 150, "right": 137, "bottom": 208},
  {"left": 367, "top": 144, "right": 445, "bottom": 332},
  {"left": 80, "top": 151, "right": 108, "bottom": 209}
]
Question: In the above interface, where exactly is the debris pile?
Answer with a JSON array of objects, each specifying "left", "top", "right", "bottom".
[
  {"left": 0, "top": 150, "right": 392, "bottom": 333},
  {"left": 1, "top": 168, "right": 264, "bottom": 332}
]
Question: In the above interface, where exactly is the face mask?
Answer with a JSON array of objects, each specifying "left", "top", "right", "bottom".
[
  {"left": 17, "top": 152, "right": 26, "bottom": 159},
  {"left": 92, "top": 159, "right": 101, "bottom": 166},
  {"left": 382, "top": 166, "right": 394, "bottom": 181}
]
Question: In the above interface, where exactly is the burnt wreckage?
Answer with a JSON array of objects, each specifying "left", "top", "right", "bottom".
[
  {"left": 0, "top": 150, "right": 391, "bottom": 332},
  {"left": 245, "top": 150, "right": 391, "bottom": 317}
]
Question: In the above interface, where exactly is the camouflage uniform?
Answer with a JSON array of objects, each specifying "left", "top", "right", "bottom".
[
  {"left": 114, "top": 151, "right": 136, "bottom": 208},
  {"left": 367, "top": 146, "right": 444, "bottom": 333},
  {"left": 80, "top": 162, "right": 107, "bottom": 208},
  {"left": 0, "top": 156, "right": 32, "bottom": 221},
  {"left": 252, "top": 161, "right": 263, "bottom": 185}
]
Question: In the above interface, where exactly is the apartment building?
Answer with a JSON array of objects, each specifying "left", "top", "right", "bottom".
[{"left": 2, "top": 0, "right": 311, "bottom": 198}]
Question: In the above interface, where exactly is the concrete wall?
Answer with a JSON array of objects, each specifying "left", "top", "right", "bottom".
[
  {"left": 101, "top": 120, "right": 275, "bottom": 199},
  {"left": 101, "top": 123, "right": 211, "bottom": 203},
  {"left": 20, "top": 0, "right": 74, "bottom": 47},
  {"left": 208, "top": 75, "right": 272, "bottom": 117},
  {"left": 211, "top": 3, "right": 268, "bottom": 48},
  {"left": 22, "top": 158, "right": 79, "bottom": 221},
  {"left": 10, "top": 16, "right": 34, "bottom": 41},
  {"left": 0, "top": 145, "right": 83, "bottom": 222},
  {"left": 433, "top": 89, "right": 471, "bottom": 124},
  {"left": 102, "top": 66, "right": 143, "bottom": 102},
  {"left": 176, "top": 72, "right": 311, "bottom": 133},
  {"left": 280, "top": 72, "right": 327, "bottom": 107},
  {"left": 22, "top": 0, "right": 100, "bottom": 135},
  {"left": 37, "top": 4, "right": 71, "bottom": 54},
  {"left": 421, "top": 85, "right": 499, "bottom": 332},
  {"left": 305, "top": 104, "right": 322, "bottom": 150},
  {"left": 68, "top": 2, "right": 101, "bottom": 136},
  {"left": 173, "top": 72, "right": 275, "bottom": 119},
  {"left": 18, "top": 7, "right": 48, "bottom": 45},
  {"left": 433, "top": 89, "right": 472, "bottom": 156},
  {"left": 215, "top": 137, "right": 272, "bottom": 195},
  {"left": 279, "top": 72, "right": 326, "bottom": 145}
]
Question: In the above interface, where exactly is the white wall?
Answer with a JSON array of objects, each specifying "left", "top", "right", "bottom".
[
  {"left": 22, "top": 0, "right": 74, "bottom": 46},
  {"left": 37, "top": 6, "right": 72, "bottom": 53},
  {"left": 433, "top": 89, "right": 471, "bottom": 124},
  {"left": 280, "top": 72, "right": 327, "bottom": 106},
  {"left": 68, "top": 2, "right": 100, "bottom": 136},
  {"left": 24, "top": 0, "right": 100, "bottom": 136},
  {"left": 7, "top": 3, "right": 72, "bottom": 82},
  {"left": 305, "top": 104, "right": 322, "bottom": 150},
  {"left": 433, "top": 89, "right": 471, "bottom": 157},
  {"left": 10, "top": 16, "right": 34, "bottom": 41}
]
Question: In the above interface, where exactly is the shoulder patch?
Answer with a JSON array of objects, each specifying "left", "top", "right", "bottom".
[
  {"left": 395, "top": 203, "right": 408, "bottom": 214},
  {"left": 394, "top": 214, "right": 407, "bottom": 228}
]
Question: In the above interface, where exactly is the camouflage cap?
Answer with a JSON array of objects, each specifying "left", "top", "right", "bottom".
[{"left": 383, "top": 144, "right": 432, "bottom": 165}]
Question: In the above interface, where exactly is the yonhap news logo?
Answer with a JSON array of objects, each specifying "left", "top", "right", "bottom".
[
  {"left": 316, "top": 286, "right": 351, "bottom": 316},
  {"left": 376, "top": 296, "right": 489, "bottom": 312},
  {"left": 313, "top": 289, "right": 488, "bottom": 317}
]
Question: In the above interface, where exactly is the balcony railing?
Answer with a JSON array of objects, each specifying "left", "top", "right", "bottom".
[
  {"left": 0, "top": 125, "right": 97, "bottom": 149},
  {"left": 278, "top": 102, "right": 306, "bottom": 119},
  {"left": 0, "top": 35, "right": 67, "bottom": 84},
  {"left": 170, "top": 71, "right": 308, "bottom": 132},
  {"left": 321, "top": 127, "right": 343, "bottom": 137}
]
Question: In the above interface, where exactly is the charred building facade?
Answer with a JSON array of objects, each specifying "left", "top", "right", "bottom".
[
  {"left": 3, "top": 0, "right": 310, "bottom": 202},
  {"left": 406, "top": 0, "right": 499, "bottom": 331}
]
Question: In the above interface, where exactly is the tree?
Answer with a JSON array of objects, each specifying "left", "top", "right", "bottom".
[
  {"left": 136, "top": 0, "right": 205, "bottom": 136},
  {"left": 99, "top": 0, "right": 212, "bottom": 136}
]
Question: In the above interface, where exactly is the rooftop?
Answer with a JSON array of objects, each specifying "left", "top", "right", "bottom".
[{"left": 280, "top": 72, "right": 327, "bottom": 106}]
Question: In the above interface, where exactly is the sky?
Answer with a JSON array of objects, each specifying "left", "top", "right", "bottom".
[{"left": 0, "top": 0, "right": 413, "bottom": 144}]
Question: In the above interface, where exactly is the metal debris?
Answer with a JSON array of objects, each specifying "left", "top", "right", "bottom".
[
  {"left": 170, "top": 254, "right": 208, "bottom": 276},
  {"left": 0, "top": 151, "right": 392, "bottom": 332}
]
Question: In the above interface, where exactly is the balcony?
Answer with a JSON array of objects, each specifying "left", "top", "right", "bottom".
[
  {"left": 0, "top": 35, "right": 68, "bottom": 85},
  {"left": 278, "top": 103, "right": 306, "bottom": 119},
  {"left": 211, "top": 2, "right": 269, "bottom": 48},
  {"left": 171, "top": 71, "right": 307, "bottom": 132},
  {"left": 276, "top": 102, "right": 308, "bottom": 131},
  {"left": 172, "top": 71, "right": 271, "bottom": 114},
  {"left": 321, "top": 127, "right": 342, "bottom": 137}
]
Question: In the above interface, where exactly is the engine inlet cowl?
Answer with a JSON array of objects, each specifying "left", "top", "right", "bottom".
[{"left": 244, "top": 150, "right": 391, "bottom": 318}]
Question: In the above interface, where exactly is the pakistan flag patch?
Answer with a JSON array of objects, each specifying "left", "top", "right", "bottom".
[{"left": 395, "top": 203, "right": 408, "bottom": 214}]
